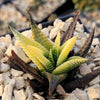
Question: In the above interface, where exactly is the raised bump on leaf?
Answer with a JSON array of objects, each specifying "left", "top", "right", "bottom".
[
  {"left": 67, "top": 56, "right": 84, "bottom": 61},
  {"left": 28, "top": 11, "right": 53, "bottom": 50},
  {"left": 10, "top": 26, "right": 48, "bottom": 55},
  {"left": 53, "top": 58, "right": 88, "bottom": 75},
  {"left": 57, "top": 36, "right": 78, "bottom": 66},
  {"left": 28, "top": 46, "right": 54, "bottom": 73},
  {"left": 52, "top": 31, "right": 60, "bottom": 62}
]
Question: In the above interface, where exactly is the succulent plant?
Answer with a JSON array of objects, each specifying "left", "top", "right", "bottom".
[{"left": 9, "top": 11, "right": 91, "bottom": 95}]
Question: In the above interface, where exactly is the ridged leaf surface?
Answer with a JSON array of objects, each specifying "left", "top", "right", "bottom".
[
  {"left": 53, "top": 58, "right": 88, "bottom": 75},
  {"left": 28, "top": 46, "right": 54, "bottom": 73},
  {"left": 57, "top": 36, "right": 78, "bottom": 66},
  {"left": 29, "top": 12, "right": 53, "bottom": 50}
]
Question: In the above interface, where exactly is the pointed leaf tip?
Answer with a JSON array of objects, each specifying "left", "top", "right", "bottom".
[{"left": 57, "top": 35, "right": 78, "bottom": 66}]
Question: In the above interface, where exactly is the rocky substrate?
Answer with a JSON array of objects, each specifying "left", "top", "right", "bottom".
[{"left": 0, "top": 17, "right": 100, "bottom": 100}]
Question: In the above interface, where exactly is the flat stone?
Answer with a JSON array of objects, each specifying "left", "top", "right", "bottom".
[
  {"left": 23, "top": 73, "right": 34, "bottom": 80},
  {"left": 2, "top": 72, "right": 11, "bottom": 86},
  {"left": 41, "top": 28, "right": 50, "bottom": 37},
  {"left": 63, "top": 94, "right": 79, "bottom": 100},
  {"left": 49, "top": 27, "right": 60, "bottom": 40},
  {"left": 25, "top": 86, "right": 34, "bottom": 100},
  {"left": 53, "top": 19, "right": 62, "bottom": 27},
  {"left": 14, "top": 89, "right": 26, "bottom": 100},
  {"left": 5, "top": 44, "right": 31, "bottom": 63},
  {"left": 56, "top": 85, "right": 66, "bottom": 95},
  {"left": 10, "top": 69, "right": 24, "bottom": 77},
  {"left": 0, "top": 63, "right": 10, "bottom": 73},
  {"left": 89, "top": 76, "right": 100, "bottom": 86},
  {"left": 79, "top": 63, "right": 91, "bottom": 75},
  {"left": 72, "top": 88, "right": 88, "bottom": 100},
  {"left": 2, "top": 79, "right": 15, "bottom": 100},
  {"left": 87, "top": 87, "right": 100, "bottom": 100},
  {"left": 14, "top": 77, "right": 25, "bottom": 89},
  {"left": 92, "top": 38, "right": 99, "bottom": 45}
]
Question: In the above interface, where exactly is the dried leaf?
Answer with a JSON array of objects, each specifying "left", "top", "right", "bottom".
[
  {"left": 76, "top": 27, "right": 95, "bottom": 57},
  {"left": 64, "top": 68, "right": 100, "bottom": 92},
  {"left": 6, "top": 50, "right": 45, "bottom": 84},
  {"left": 61, "top": 10, "right": 80, "bottom": 44}
]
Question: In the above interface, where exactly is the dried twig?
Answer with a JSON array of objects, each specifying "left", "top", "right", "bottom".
[
  {"left": 63, "top": 68, "right": 100, "bottom": 92},
  {"left": 61, "top": 10, "right": 80, "bottom": 44},
  {"left": 76, "top": 27, "right": 95, "bottom": 57}
]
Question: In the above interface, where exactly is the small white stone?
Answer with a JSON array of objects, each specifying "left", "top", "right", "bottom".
[
  {"left": 93, "top": 45, "right": 100, "bottom": 53},
  {"left": 49, "top": 27, "right": 60, "bottom": 39},
  {"left": 53, "top": 19, "right": 62, "bottom": 27},
  {"left": 0, "top": 63, "right": 10, "bottom": 72},
  {"left": 79, "top": 63, "right": 91, "bottom": 75},
  {"left": 38, "top": 24, "right": 42, "bottom": 30},
  {"left": 23, "top": 73, "right": 34, "bottom": 80},
  {"left": 41, "top": 28, "right": 50, "bottom": 37},
  {"left": 10, "top": 69, "right": 24, "bottom": 77},
  {"left": 89, "top": 76, "right": 100, "bottom": 86},
  {"left": 14, "top": 89, "right": 26, "bottom": 100},
  {"left": 5, "top": 44, "right": 31, "bottom": 63},
  {"left": 88, "top": 63, "right": 96, "bottom": 69},
  {"left": 56, "top": 85, "right": 66, "bottom": 95},
  {"left": 61, "top": 22, "right": 70, "bottom": 31},
  {"left": 94, "top": 58, "right": 100, "bottom": 61},
  {"left": 65, "top": 17, "right": 73, "bottom": 23},
  {"left": 92, "top": 38, "right": 99, "bottom": 45},
  {"left": 25, "top": 86, "right": 34, "bottom": 100},
  {"left": 14, "top": 77, "right": 25, "bottom": 89},
  {"left": 2, "top": 79, "right": 15, "bottom": 100},
  {"left": 63, "top": 94, "right": 79, "bottom": 100},
  {"left": 33, "top": 93, "right": 45, "bottom": 100},
  {"left": 87, "top": 87, "right": 100, "bottom": 100},
  {"left": 2, "top": 72, "right": 11, "bottom": 86},
  {"left": 54, "top": 21, "right": 65, "bottom": 30},
  {"left": 72, "top": 88, "right": 88, "bottom": 100},
  {"left": 21, "top": 30, "right": 32, "bottom": 39},
  {"left": 0, "top": 84, "right": 4, "bottom": 96}
]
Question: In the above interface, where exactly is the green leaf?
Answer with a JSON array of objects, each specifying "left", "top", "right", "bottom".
[
  {"left": 28, "top": 11, "right": 53, "bottom": 50},
  {"left": 49, "top": 49, "right": 55, "bottom": 67},
  {"left": 52, "top": 32, "right": 60, "bottom": 62},
  {"left": 57, "top": 36, "right": 78, "bottom": 66},
  {"left": 41, "top": 71, "right": 67, "bottom": 95},
  {"left": 28, "top": 46, "right": 54, "bottom": 73},
  {"left": 53, "top": 57, "right": 88, "bottom": 75},
  {"left": 10, "top": 26, "right": 48, "bottom": 56},
  {"left": 67, "top": 56, "right": 84, "bottom": 61}
]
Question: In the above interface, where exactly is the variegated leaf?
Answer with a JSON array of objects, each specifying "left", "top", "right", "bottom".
[
  {"left": 28, "top": 46, "right": 54, "bottom": 73},
  {"left": 52, "top": 31, "right": 60, "bottom": 62},
  {"left": 57, "top": 36, "right": 78, "bottom": 66},
  {"left": 28, "top": 11, "right": 53, "bottom": 50},
  {"left": 10, "top": 26, "right": 48, "bottom": 56},
  {"left": 53, "top": 58, "right": 88, "bottom": 75},
  {"left": 49, "top": 49, "right": 55, "bottom": 67}
]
